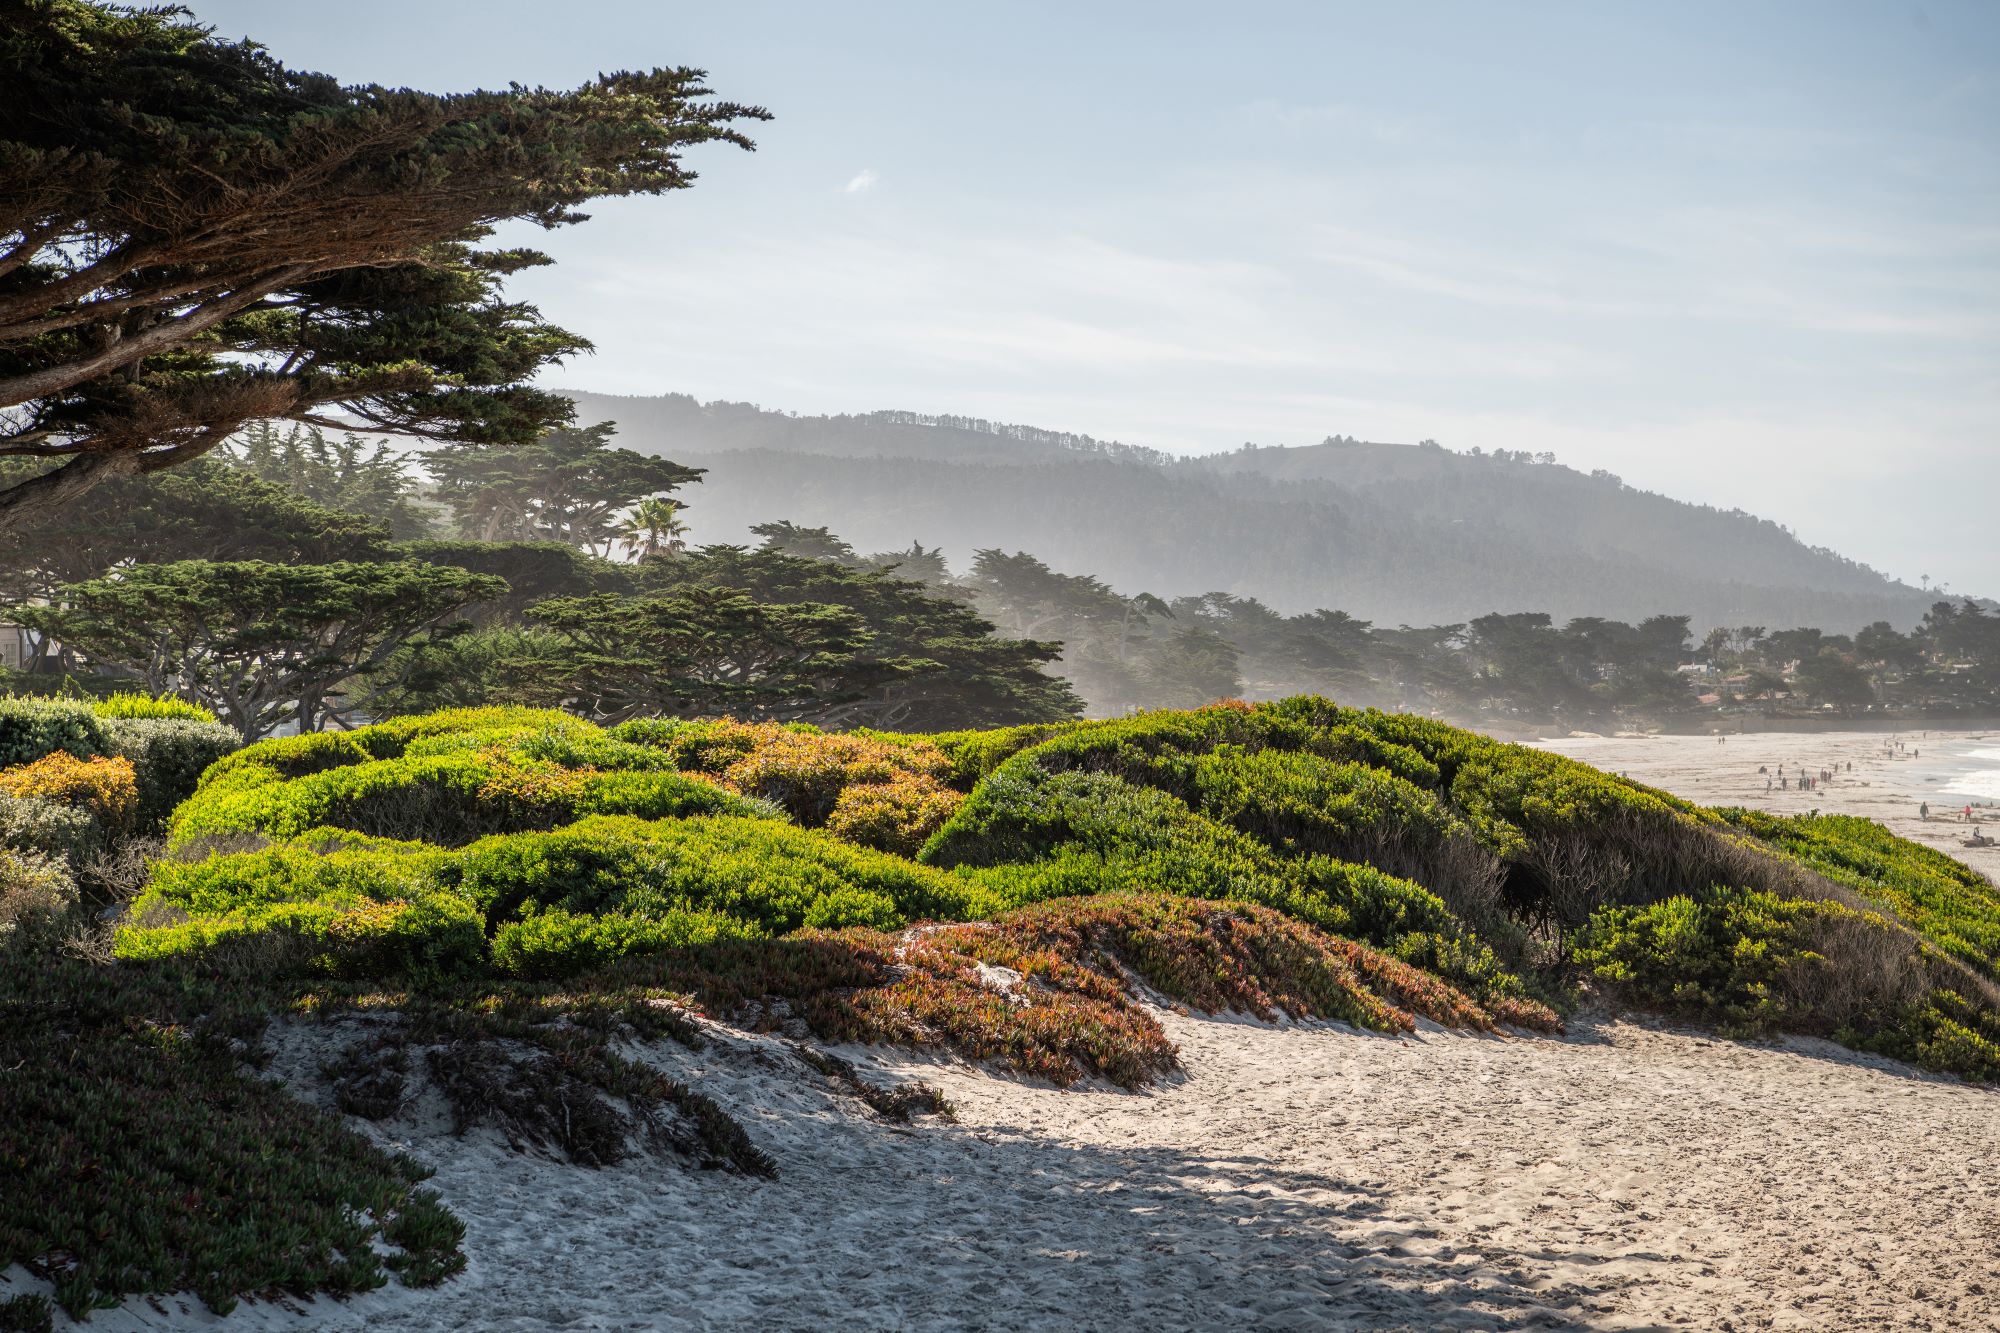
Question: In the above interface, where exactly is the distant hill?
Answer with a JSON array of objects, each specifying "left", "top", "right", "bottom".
[{"left": 564, "top": 391, "right": 1938, "bottom": 632}]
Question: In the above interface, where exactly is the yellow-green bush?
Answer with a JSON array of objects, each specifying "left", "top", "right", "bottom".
[
  {"left": 455, "top": 814, "right": 991, "bottom": 965},
  {"left": 91, "top": 692, "right": 218, "bottom": 723},
  {"left": 1718, "top": 808, "right": 2000, "bottom": 983},
  {"left": 170, "top": 742, "right": 765, "bottom": 847},
  {"left": 121, "top": 812, "right": 993, "bottom": 982},
  {"left": 1574, "top": 885, "right": 2000, "bottom": 1082}
]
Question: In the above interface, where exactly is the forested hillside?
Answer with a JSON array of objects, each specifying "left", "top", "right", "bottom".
[{"left": 566, "top": 392, "right": 1936, "bottom": 633}]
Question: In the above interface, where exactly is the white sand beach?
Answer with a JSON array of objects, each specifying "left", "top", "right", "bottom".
[
  {"left": 30, "top": 1001, "right": 1998, "bottom": 1333},
  {"left": 1534, "top": 728, "right": 2000, "bottom": 884}
]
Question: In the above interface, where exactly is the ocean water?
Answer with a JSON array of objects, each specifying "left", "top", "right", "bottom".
[{"left": 1937, "top": 745, "right": 2000, "bottom": 803}]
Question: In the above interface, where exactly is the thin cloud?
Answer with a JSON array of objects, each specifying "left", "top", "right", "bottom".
[{"left": 844, "top": 169, "right": 880, "bottom": 194}]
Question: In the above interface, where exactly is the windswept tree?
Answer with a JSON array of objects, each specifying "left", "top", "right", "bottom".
[
  {"left": 864, "top": 540, "right": 952, "bottom": 585},
  {"left": 750, "top": 520, "right": 860, "bottom": 565},
  {"left": 21, "top": 560, "right": 507, "bottom": 738},
  {"left": 225, "top": 422, "right": 434, "bottom": 538},
  {"left": 0, "top": 2, "right": 766, "bottom": 532},
  {"left": 644, "top": 543, "right": 1081, "bottom": 729},
  {"left": 423, "top": 424, "right": 702, "bottom": 551},
  {"left": 0, "top": 457, "right": 391, "bottom": 607},
  {"left": 394, "top": 539, "right": 634, "bottom": 626},
  {"left": 529, "top": 586, "right": 915, "bottom": 724}
]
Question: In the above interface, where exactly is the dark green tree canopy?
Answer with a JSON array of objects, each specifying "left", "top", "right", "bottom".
[
  {"left": 529, "top": 585, "right": 908, "bottom": 724},
  {"left": 396, "top": 538, "right": 635, "bottom": 626},
  {"left": 0, "top": 456, "right": 392, "bottom": 605},
  {"left": 644, "top": 544, "right": 1082, "bottom": 729},
  {"left": 225, "top": 422, "right": 434, "bottom": 539},
  {"left": 20, "top": 558, "right": 507, "bottom": 737},
  {"left": 750, "top": 520, "right": 862, "bottom": 565},
  {"left": 422, "top": 423, "right": 702, "bottom": 551},
  {"left": 0, "top": 2, "right": 766, "bottom": 529}
]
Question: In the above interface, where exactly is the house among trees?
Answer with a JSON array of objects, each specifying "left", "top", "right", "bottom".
[{"left": 0, "top": 624, "right": 33, "bottom": 672}]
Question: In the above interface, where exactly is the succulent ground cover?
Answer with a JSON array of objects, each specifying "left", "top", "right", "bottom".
[{"left": 3, "top": 694, "right": 1999, "bottom": 1321}]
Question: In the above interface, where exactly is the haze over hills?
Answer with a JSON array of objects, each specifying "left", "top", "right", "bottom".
[{"left": 565, "top": 391, "right": 1940, "bottom": 634}]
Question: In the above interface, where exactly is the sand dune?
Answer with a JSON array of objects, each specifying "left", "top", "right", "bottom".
[
  {"left": 45, "top": 1004, "right": 1998, "bottom": 1332},
  {"left": 27, "top": 726, "right": 2000, "bottom": 1331}
]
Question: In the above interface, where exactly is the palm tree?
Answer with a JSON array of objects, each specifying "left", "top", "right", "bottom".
[{"left": 618, "top": 497, "right": 689, "bottom": 562}]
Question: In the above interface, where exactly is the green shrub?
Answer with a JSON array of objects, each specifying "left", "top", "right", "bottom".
[
  {"left": 128, "top": 810, "right": 990, "bottom": 981},
  {"left": 1574, "top": 886, "right": 1837, "bottom": 1029},
  {"left": 456, "top": 814, "right": 989, "bottom": 958},
  {"left": 198, "top": 707, "right": 591, "bottom": 786},
  {"left": 921, "top": 763, "right": 1237, "bottom": 868},
  {"left": 490, "top": 905, "right": 752, "bottom": 980},
  {"left": 142, "top": 832, "right": 449, "bottom": 915},
  {"left": 1185, "top": 747, "right": 1496, "bottom": 909},
  {"left": 1574, "top": 884, "right": 2000, "bottom": 1082},
  {"left": 1718, "top": 808, "right": 2000, "bottom": 983},
  {"left": 0, "top": 695, "right": 105, "bottom": 768},
  {"left": 122, "top": 832, "right": 477, "bottom": 980},
  {"left": 100, "top": 716, "right": 239, "bottom": 828},
  {"left": 90, "top": 692, "right": 218, "bottom": 723},
  {"left": 0, "top": 847, "right": 77, "bottom": 948},
  {"left": 0, "top": 792, "right": 103, "bottom": 870},
  {"left": 170, "top": 750, "right": 763, "bottom": 848},
  {"left": 924, "top": 720, "right": 1085, "bottom": 788},
  {"left": 1907, "top": 989, "right": 2000, "bottom": 1083},
  {"left": 934, "top": 767, "right": 1530, "bottom": 1004},
  {"left": 117, "top": 890, "right": 485, "bottom": 982}
]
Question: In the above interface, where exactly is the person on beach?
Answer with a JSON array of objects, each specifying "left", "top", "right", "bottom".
[{"left": 1921, "top": 802, "right": 1930, "bottom": 821}]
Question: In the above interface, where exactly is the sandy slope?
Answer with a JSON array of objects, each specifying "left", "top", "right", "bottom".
[{"left": 30, "top": 1008, "right": 1997, "bottom": 1333}]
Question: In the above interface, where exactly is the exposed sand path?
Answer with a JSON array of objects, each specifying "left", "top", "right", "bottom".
[{"left": 42, "top": 1007, "right": 1999, "bottom": 1332}]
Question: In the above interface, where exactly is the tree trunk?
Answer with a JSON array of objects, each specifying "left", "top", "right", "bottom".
[{"left": 0, "top": 451, "right": 144, "bottom": 537}]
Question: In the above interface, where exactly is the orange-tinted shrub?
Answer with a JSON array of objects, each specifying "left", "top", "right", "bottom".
[
  {"left": 672, "top": 722, "right": 964, "bottom": 854},
  {"left": 601, "top": 892, "right": 1555, "bottom": 1089},
  {"left": 825, "top": 779, "right": 964, "bottom": 859},
  {"left": 0, "top": 752, "right": 138, "bottom": 828}
]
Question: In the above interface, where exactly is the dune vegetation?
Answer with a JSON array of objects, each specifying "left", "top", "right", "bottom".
[{"left": 5, "top": 694, "right": 2000, "bottom": 1321}]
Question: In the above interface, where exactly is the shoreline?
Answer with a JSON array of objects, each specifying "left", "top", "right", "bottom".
[
  {"left": 1479, "top": 714, "right": 2000, "bottom": 743},
  {"left": 1532, "top": 727, "right": 2000, "bottom": 882}
]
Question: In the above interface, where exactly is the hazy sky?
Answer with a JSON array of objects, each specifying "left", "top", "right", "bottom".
[{"left": 196, "top": 1, "right": 1997, "bottom": 595}]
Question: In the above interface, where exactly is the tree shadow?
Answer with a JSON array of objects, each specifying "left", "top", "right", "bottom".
[{"left": 794, "top": 1130, "right": 1624, "bottom": 1332}]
